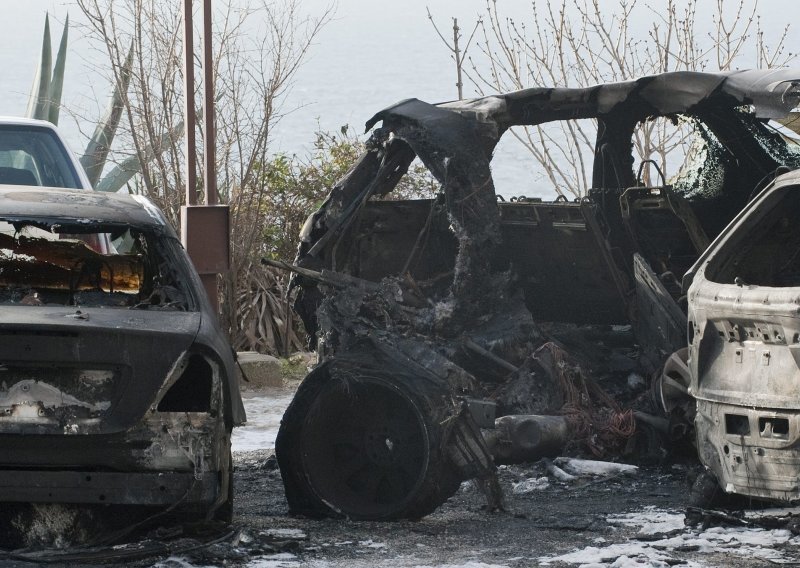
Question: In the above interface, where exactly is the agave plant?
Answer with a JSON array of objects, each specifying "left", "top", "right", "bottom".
[{"left": 27, "top": 14, "right": 182, "bottom": 193}]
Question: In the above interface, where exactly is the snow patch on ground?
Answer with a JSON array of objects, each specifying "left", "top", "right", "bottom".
[
  {"left": 248, "top": 553, "right": 299, "bottom": 567},
  {"left": 414, "top": 561, "right": 508, "bottom": 568},
  {"left": 232, "top": 388, "right": 297, "bottom": 452},
  {"left": 607, "top": 506, "right": 685, "bottom": 535},
  {"left": 153, "top": 558, "right": 216, "bottom": 568},
  {"left": 359, "top": 539, "right": 388, "bottom": 549},
  {"left": 540, "top": 507, "right": 800, "bottom": 566}
]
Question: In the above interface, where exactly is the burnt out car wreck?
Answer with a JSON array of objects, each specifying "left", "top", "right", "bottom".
[
  {"left": 273, "top": 69, "right": 800, "bottom": 520},
  {"left": 0, "top": 187, "right": 245, "bottom": 531}
]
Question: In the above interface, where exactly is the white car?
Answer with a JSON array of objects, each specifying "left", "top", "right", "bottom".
[{"left": 0, "top": 116, "right": 92, "bottom": 190}]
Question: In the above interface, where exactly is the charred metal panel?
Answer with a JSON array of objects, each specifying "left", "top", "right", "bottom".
[
  {"left": 347, "top": 200, "right": 457, "bottom": 283},
  {"left": 0, "top": 311, "right": 199, "bottom": 434},
  {"left": 0, "top": 187, "right": 169, "bottom": 230},
  {"left": 634, "top": 254, "right": 687, "bottom": 370},
  {"left": 499, "top": 202, "right": 628, "bottom": 324},
  {"left": 696, "top": 400, "right": 800, "bottom": 501},
  {"left": 334, "top": 199, "right": 629, "bottom": 324}
]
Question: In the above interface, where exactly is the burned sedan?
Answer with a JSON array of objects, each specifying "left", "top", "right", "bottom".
[
  {"left": 275, "top": 69, "right": 800, "bottom": 520},
  {"left": 0, "top": 186, "right": 244, "bottom": 520},
  {"left": 684, "top": 169, "right": 800, "bottom": 503}
]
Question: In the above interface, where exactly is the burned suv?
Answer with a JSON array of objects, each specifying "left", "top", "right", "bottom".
[{"left": 0, "top": 186, "right": 244, "bottom": 520}]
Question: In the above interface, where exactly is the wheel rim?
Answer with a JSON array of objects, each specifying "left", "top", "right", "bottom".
[{"left": 299, "top": 378, "right": 430, "bottom": 519}]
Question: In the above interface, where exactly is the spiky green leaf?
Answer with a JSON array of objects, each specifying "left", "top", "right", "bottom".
[
  {"left": 26, "top": 14, "right": 52, "bottom": 121},
  {"left": 81, "top": 43, "right": 134, "bottom": 186},
  {"left": 47, "top": 14, "right": 69, "bottom": 125},
  {"left": 95, "top": 122, "right": 184, "bottom": 192}
]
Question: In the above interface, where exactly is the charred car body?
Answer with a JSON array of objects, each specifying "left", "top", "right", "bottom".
[
  {"left": 0, "top": 186, "right": 245, "bottom": 520},
  {"left": 276, "top": 69, "right": 800, "bottom": 520},
  {"left": 684, "top": 169, "right": 800, "bottom": 503}
]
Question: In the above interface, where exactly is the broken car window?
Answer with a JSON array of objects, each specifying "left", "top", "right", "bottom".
[
  {"left": 0, "top": 221, "right": 188, "bottom": 309},
  {"left": 706, "top": 187, "right": 800, "bottom": 287}
]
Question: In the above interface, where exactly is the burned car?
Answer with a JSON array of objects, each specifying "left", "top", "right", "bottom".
[
  {"left": 274, "top": 69, "right": 800, "bottom": 520},
  {"left": 683, "top": 169, "right": 800, "bottom": 503},
  {"left": 0, "top": 186, "right": 245, "bottom": 521}
]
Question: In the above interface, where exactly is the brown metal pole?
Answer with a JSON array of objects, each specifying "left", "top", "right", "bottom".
[
  {"left": 202, "top": 0, "right": 217, "bottom": 205},
  {"left": 182, "top": 0, "right": 227, "bottom": 318},
  {"left": 183, "top": 0, "right": 197, "bottom": 205}
]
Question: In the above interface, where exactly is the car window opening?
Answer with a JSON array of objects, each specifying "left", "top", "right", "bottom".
[
  {"left": 706, "top": 187, "right": 800, "bottom": 287},
  {"left": 0, "top": 221, "right": 188, "bottom": 309}
]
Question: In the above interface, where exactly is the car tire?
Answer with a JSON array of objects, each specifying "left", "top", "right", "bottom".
[{"left": 276, "top": 362, "right": 461, "bottom": 521}]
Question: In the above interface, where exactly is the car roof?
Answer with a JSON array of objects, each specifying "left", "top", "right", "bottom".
[
  {"left": 0, "top": 116, "right": 61, "bottom": 129},
  {"left": 0, "top": 185, "right": 169, "bottom": 230},
  {"left": 366, "top": 68, "right": 800, "bottom": 132}
]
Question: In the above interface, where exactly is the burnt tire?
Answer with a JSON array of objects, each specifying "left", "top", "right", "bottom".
[
  {"left": 689, "top": 469, "right": 725, "bottom": 509},
  {"left": 276, "top": 363, "right": 461, "bottom": 520}
]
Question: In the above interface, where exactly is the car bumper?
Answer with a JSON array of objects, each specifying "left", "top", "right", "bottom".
[
  {"left": 0, "top": 470, "right": 221, "bottom": 505},
  {"left": 696, "top": 399, "right": 800, "bottom": 501}
]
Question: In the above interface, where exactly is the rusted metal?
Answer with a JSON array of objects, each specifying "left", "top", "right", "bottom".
[
  {"left": 181, "top": 0, "right": 228, "bottom": 314},
  {"left": 182, "top": 0, "right": 197, "bottom": 206},
  {"left": 181, "top": 204, "right": 230, "bottom": 312},
  {"left": 202, "top": 0, "right": 217, "bottom": 206}
]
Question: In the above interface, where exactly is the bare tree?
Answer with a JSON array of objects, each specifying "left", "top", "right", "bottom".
[
  {"left": 431, "top": 0, "right": 794, "bottom": 197},
  {"left": 76, "top": 0, "right": 331, "bottom": 353},
  {"left": 426, "top": 8, "right": 481, "bottom": 100}
]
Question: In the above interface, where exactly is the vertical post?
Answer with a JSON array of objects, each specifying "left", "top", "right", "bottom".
[
  {"left": 183, "top": 0, "right": 197, "bottom": 205},
  {"left": 202, "top": 0, "right": 217, "bottom": 205},
  {"left": 453, "top": 18, "right": 463, "bottom": 100},
  {"left": 181, "top": 0, "right": 229, "bottom": 319}
]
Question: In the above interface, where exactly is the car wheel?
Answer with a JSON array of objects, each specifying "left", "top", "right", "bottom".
[{"left": 277, "top": 365, "right": 461, "bottom": 520}]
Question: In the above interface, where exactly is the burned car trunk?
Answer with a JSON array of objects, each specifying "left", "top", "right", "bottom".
[
  {"left": 684, "top": 170, "right": 800, "bottom": 502},
  {"left": 0, "top": 187, "right": 244, "bottom": 522},
  {"left": 277, "top": 70, "right": 800, "bottom": 520}
]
